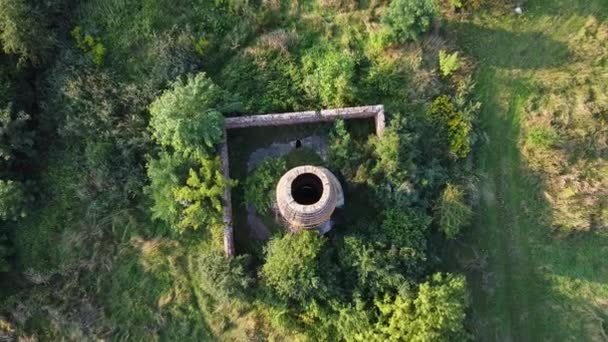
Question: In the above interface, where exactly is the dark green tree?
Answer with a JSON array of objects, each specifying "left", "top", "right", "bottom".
[
  {"left": 383, "top": 0, "right": 438, "bottom": 44},
  {"left": 149, "top": 72, "right": 234, "bottom": 155}
]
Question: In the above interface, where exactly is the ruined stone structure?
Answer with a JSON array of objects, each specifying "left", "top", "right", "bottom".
[
  {"left": 220, "top": 105, "right": 385, "bottom": 256},
  {"left": 275, "top": 165, "right": 344, "bottom": 231}
]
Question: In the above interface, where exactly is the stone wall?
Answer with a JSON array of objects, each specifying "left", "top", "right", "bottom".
[{"left": 221, "top": 105, "right": 385, "bottom": 256}]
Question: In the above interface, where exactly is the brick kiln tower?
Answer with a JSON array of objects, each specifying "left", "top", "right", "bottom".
[{"left": 275, "top": 165, "right": 344, "bottom": 232}]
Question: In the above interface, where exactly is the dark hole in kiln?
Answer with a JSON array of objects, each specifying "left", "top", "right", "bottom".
[
  {"left": 295, "top": 139, "right": 302, "bottom": 148},
  {"left": 291, "top": 173, "right": 323, "bottom": 205}
]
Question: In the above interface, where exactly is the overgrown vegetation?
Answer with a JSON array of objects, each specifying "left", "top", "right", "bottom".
[{"left": 3, "top": 0, "right": 602, "bottom": 340}]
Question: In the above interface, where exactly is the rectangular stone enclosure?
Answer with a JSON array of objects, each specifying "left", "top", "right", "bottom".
[{"left": 220, "top": 105, "right": 385, "bottom": 256}]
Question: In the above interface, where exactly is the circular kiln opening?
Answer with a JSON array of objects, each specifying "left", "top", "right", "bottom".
[{"left": 291, "top": 173, "right": 323, "bottom": 205}]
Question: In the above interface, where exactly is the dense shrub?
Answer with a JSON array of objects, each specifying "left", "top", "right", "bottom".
[
  {"left": 383, "top": 0, "right": 438, "bottom": 44},
  {"left": 0, "top": 104, "right": 34, "bottom": 163},
  {"left": 70, "top": 26, "right": 106, "bottom": 66},
  {"left": 195, "top": 250, "right": 252, "bottom": 304},
  {"left": 429, "top": 95, "right": 473, "bottom": 159},
  {"left": 262, "top": 231, "right": 336, "bottom": 302},
  {"left": 328, "top": 120, "right": 361, "bottom": 179},
  {"left": 371, "top": 273, "right": 469, "bottom": 341},
  {"left": 439, "top": 50, "right": 460, "bottom": 77},
  {"left": 0, "top": 0, "right": 54, "bottom": 64},
  {"left": 435, "top": 183, "right": 472, "bottom": 239},
  {"left": 302, "top": 43, "right": 357, "bottom": 107},
  {"left": 244, "top": 157, "right": 287, "bottom": 215},
  {"left": 0, "top": 179, "right": 30, "bottom": 220},
  {"left": 173, "top": 156, "right": 233, "bottom": 233},
  {"left": 339, "top": 237, "right": 422, "bottom": 297},
  {"left": 149, "top": 73, "right": 234, "bottom": 155},
  {"left": 381, "top": 207, "right": 431, "bottom": 252},
  {"left": 222, "top": 48, "right": 303, "bottom": 112},
  {"left": 146, "top": 153, "right": 232, "bottom": 234}
]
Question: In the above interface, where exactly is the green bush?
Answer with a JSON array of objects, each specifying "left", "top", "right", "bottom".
[
  {"left": 302, "top": 43, "right": 357, "bottom": 108},
  {"left": 221, "top": 49, "right": 303, "bottom": 112},
  {"left": 339, "top": 237, "right": 420, "bottom": 297},
  {"left": 244, "top": 157, "right": 287, "bottom": 215},
  {"left": 439, "top": 50, "right": 460, "bottom": 77},
  {"left": 262, "top": 231, "right": 336, "bottom": 302},
  {"left": 381, "top": 207, "right": 431, "bottom": 252},
  {"left": 195, "top": 250, "right": 252, "bottom": 304},
  {"left": 0, "top": 104, "right": 34, "bottom": 163},
  {"left": 71, "top": 26, "right": 106, "bottom": 66},
  {"left": 0, "top": 0, "right": 54, "bottom": 64},
  {"left": 371, "top": 273, "right": 469, "bottom": 341},
  {"left": 174, "top": 156, "right": 234, "bottom": 233},
  {"left": 149, "top": 73, "right": 235, "bottom": 155},
  {"left": 382, "top": 0, "right": 438, "bottom": 44},
  {"left": 429, "top": 95, "right": 472, "bottom": 159},
  {"left": 0, "top": 179, "right": 30, "bottom": 220},
  {"left": 329, "top": 120, "right": 357, "bottom": 176},
  {"left": 435, "top": 183, "right": 472, "bottom": 239},
  {"left": 525, "top": 125, "right": 559, "bottom": 150},
  {"left": 146, "top": 153, "right": 232, "bottom": 234}
]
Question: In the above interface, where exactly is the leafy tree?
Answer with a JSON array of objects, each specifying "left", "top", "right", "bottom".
[
  {"left": 174, "top": 156, "right": 234, "bottom": 233},
  {"left": 149, "top": 72, "right": 234, "bottom": 155},
  {"left": 382, "top": 0, "right": 438, "bottom": 44},
  {"left": 372, "top": 273, "right": 469, "bottom": 341},
  {"left": 0, "top": 104, "right": 34, "bottom": 162},
  {"left": 429, "top": 95, "right": 472, "bottom": 159},
  {"left": 146, "top": 153, "right": 232, "bottom": 234},
  {"left": 435, "top": 183, "right": 472, "bottom": 239},
  {"left": 0, "top": 179, "right": 30, "bottom": 220},
  {"left": 438, "top": 50, "right": 460, "bottom": 77},
  {"left": 244, "top": 157, "right": 287, "bottom": 215},
  {"left": 0, "top": 0, "right": 54, "bottom": 64},
  {"left": 262, "top": 231, "right": 335, "bottom": 302},
  {"left": 381, "top": 207, "right": 431, "bottom": 252},
  {"left": 145, "top": 152, "right": 185, "bottom": 228},
  {"left": 195, "top": 250, "right": 252, "bottom": 304}
]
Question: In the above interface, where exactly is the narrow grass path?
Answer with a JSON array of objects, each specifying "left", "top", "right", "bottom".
[{"left": 449, "top": 1, "right": 608, "bottom": 340}]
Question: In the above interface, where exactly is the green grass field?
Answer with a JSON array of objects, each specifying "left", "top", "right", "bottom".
[{"left": 449, "top": 1, "right": 608, "bottom": 340}]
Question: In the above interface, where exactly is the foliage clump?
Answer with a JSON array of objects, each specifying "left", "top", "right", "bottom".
[
  {"left": 383, "top": 0, "right": 438, "bottom": 43},
  {"left": 261, "top": 231, "right": 335, "bottom": 302},
  {"left": 70, "top": 26, "right": 106, "bottom": 66},
  {"left": 429, "top": 95, "right": 473, "bottom": 159},
  {"left": 244, "top": 157, "right": 287, "bottom": 215},
  {"left": 0, "top": 180, "right": 30, "bottom": 221},
  {"left": 439, "top": 50, "right": 461, "bottom": 76},
  {"left": 435, "top": 183, "right": 472, "bottom": 239},
  {"left": 0, "top": 0, "right": 54, "bottom": 64}
]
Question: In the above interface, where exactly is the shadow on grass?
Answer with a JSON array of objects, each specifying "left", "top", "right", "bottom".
[
  {"left": 446, "top": 66, "right": 608, "bottom": 339},
  {"left": 525, "top": 0, "right": 608, "bottom": 21},
  {"left": 449, "top": 22, "right": 570, "bottom": 69}
]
